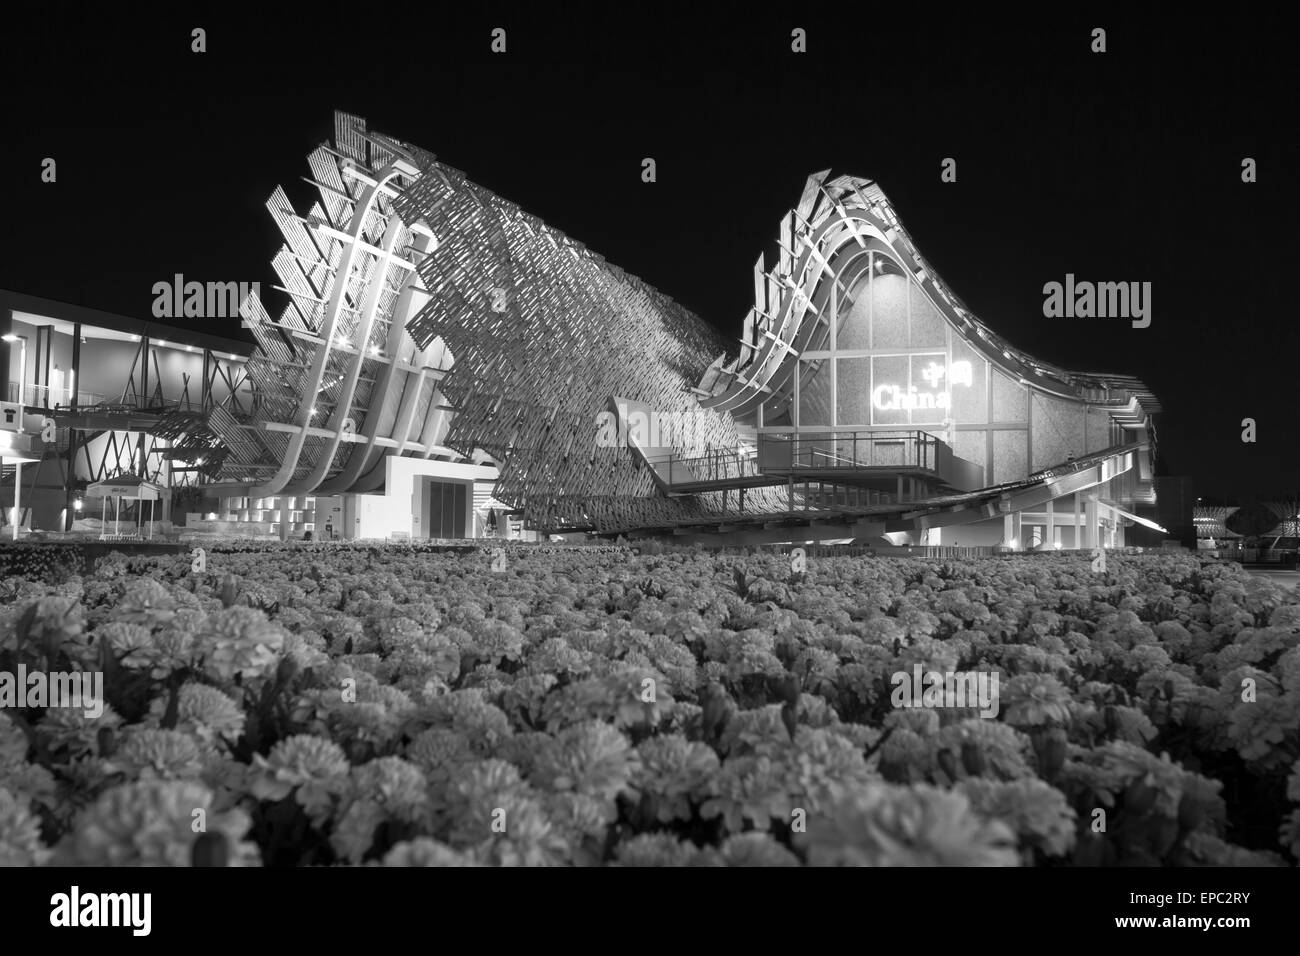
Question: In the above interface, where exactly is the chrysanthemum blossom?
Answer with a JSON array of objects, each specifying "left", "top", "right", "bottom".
[
  {"left": 380, "top": 838, "right": 480, "bottom": 867},
  {"left": 248, "top": 734, "right": 350, "bottom": 820},
  {"left": 111, "top": 728, "right": 207, "bottom": 781},
  {"left": 58, "top": 780, "right": 258, "bottom": 866},
  {"left": 0, "top": 787, "right": 50, "bottom": 866},
  {"left": 1001, "top": 674, "right": 1074, "bottom": 729},
  {"left": 798, "top": 784, "right": 1020, "bottom": 867},
  {"left": 959, "top": 777, "right": 1077, "bottom": 857},
  {"left": 197, "top": 606, "right": 285, "bottom": 683}
]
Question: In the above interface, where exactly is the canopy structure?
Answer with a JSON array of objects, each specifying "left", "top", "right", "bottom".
[
  {"left": 200, "top": 111, "right": 772, "bottom": 534},
  {"left": 84, "top": 474, "right": 167, "bottom": 540},
  {"left": 182, "top": 111, "right": 1161, "bottom": 543}
]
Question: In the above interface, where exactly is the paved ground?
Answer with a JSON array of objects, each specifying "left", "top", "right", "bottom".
[{"left": 1243, "top": 567, "right": 1300, "bottom": 590}]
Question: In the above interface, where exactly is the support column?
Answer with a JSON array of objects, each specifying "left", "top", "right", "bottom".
[
  {"left": 64, "top": 327, "right": 82, "bottom": 531},
  {"left": 1046, "top": 496, "right": 1055, "bottom": 548},
  {"left": 12, "top": 461, "right": 20, "bottom": 539},
  {"left": 140, "top": 336, "right": 150, "bottom": 406},
  {"left": 1073, "top": 493, "right": 1082, "bottom": 549},
  {"left": 202, "top": 349, "right": 211, "bottom": 411},
  {"left": 33, "top": 327, "right": 43, "bottom": 401},
  {"left": 1085, "top": 494, "right": 1100, "bottom": 550},
  {"left": 1, "top": 305, "right": 10, "bottom": 401}
]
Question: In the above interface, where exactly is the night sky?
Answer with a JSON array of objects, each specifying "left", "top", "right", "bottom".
[{"left": 2, "top": 5, "right": 1296, "bottom": 501}]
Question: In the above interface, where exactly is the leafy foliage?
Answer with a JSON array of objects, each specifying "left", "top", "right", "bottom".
[{"left": 0, "top": 545, "right": 1296, "bottom": 866}]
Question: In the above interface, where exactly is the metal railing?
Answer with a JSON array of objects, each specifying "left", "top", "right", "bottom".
[
  {"left": 644, "top": 448, "right": 763, "bottom": 486},
  {"left": 754, "top": 431, "right": 984, "bottom": 491},
  {"left": 55, "top": 390, "right": 107, "bottom": 409},
  {"left": 6, "top": 382, "right": 107, "bottom": 408},
  {"left": 758, "top": 431, "right": 942, "bottom": 472},
  {"left": 642, "top": 430, "right": 985, "bottom": 493}
]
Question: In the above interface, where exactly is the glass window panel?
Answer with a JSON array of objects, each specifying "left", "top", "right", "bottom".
[
  {"left": 950, "top": 338, "right": 987, "bottom": 424},
  {"left": 952, "top": 430, "right": 987, "bottom": 475},
  {"left": 761, "top": 393, "right": 793, "bottom": 427},
  {"left": 871, "top": 273, "right": 909, "bottom": 348},
  {"left": 993, "top": 429, "right": 1029, "bottom": 484},
  {"left": 798, "top": 359, "right": 832, "bottom": 427},
  {"left": 991, "top": 370, "right": 1028, "bottom": 422},
  {"left": 909, "top": 353, "right": 948, "bottom": 425},
  {"left": 836, "top": 357, "right": 872, "bottom": 427},
  {"left": 836, "top": 274, "right": 872, "bottom": 350},
  {"left": 871, "top": 355, "right": 909, "bottom": 426},
  {"left": 909, "top": 282, "right": 948, "bottom": 348}
]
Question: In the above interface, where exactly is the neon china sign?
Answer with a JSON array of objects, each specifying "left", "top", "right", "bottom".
[{"left": 872, "top": 360, "right": 972, "bottom": 412}]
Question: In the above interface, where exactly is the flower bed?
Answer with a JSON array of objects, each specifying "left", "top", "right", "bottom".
[
  {"left": 1, "top": 545, "right": 1297, "bottom": 866},
  {"left": 0, "top": 543, "right": 84, "bottom": 583}
]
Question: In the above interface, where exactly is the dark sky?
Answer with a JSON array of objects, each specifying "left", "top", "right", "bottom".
[{"left": 1, "top": 5, "right": 1296, "bottom": 500}]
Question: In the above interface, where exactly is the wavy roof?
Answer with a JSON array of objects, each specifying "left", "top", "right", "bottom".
[{"left": 699, "top": 172, "right": 1161, "bottom": 425}]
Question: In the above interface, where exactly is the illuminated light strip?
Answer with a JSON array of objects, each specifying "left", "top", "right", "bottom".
[{"left": 1100, "top": 500, "right": 1168, "bottom": 534}]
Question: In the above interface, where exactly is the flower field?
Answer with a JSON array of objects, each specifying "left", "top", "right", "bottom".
[{"left": 2, "top": 543, "right": 1298, "bottom": 867}]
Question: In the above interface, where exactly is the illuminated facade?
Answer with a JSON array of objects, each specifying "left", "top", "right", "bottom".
[
  {"left": 2, "top": 115, "right": 1161, "bottom": 546},
  {"left": 688, "top": 171, "right": 1161, "bottom": 546},
  {"left": 199, "top": 112, "right": 784, "bottom": 539}
]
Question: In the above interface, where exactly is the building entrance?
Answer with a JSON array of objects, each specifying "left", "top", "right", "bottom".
[{"left": 424, "top": 478, "right": 469, "bottom": 539}]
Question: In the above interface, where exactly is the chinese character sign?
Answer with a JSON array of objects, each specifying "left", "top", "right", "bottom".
[
  {"left": 873, "top": 360, "right": 975, "bottom": 412},
  {"left": 921, "top": 360, "right": 972, "bottom": 390}
]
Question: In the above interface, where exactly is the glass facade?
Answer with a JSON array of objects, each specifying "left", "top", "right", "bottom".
[
  {"left": 764, "top": 248, "right": 1112, "bottom": 488},
  {"left": 789, "top": 253, "right": 986, "bottom": 441}
]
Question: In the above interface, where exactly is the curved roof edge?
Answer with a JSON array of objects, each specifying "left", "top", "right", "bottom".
[{"left": 700, "top": 174, "right": 1161, "bottom": 423}]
